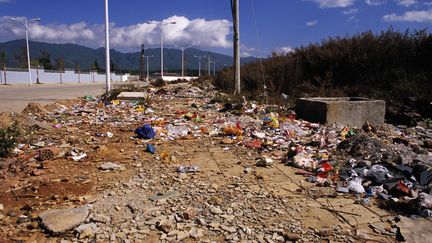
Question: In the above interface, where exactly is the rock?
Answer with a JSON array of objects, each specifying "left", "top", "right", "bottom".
[
  {"left": 195, "top": 217, "right": 207, "bottom": 226},
  {"left": 210, "top": 196, "right": 224, "bottom": 205},
  {"left": 183, "top": 207, "right": 198, "bottom": 220},
  {"left": 0, "top": 203, "right": 3, "bottom": 211},
  {"left": 91, "top": 214, "right": 111, "bottom": 223},
  {"left": 210, "top": 206, "right": 223, "bottom": 215},
  {"left": 177, "top": 231, "right": 190, "bottom": 240},
  {"left": 424, "top": 139, "right": 432, "bottom": 148},
  {"left": 393, "top": 137, "right": 409, "bottom": 146},
  {"left": 28, "top": 221, "right": 39, "bottom": 230},
  {"left": 283, "top": 231, "right": 301, "bottom": 241},
  {"left": 189, "top": 227, "right": 204, "bottom": 239},
  {"left": 39, "top": 206, "right": 90, "bottom": 234},
  {"left": 6, "top": 210, "right": 16, "bottom": 217},
  {"left": 157, "top": 218, "right": 174, "bottom": 234},
  {"left": 167, "top": 230, "right": 179, "bottom": 237},
  {"left": 99, "top": 162, "right": 123, "bottom": 171},
  {"left": 221, "top": 225, "right": 237, "bottom": 233},
  {"left": 76, "top": 223, "right": 97, "bottom": 239},
  {"left": 149, "top": 191, "right": 178, "bottom": 201},
  {"left": 127, "top": 203, "right": 138, "bottom": 214}
]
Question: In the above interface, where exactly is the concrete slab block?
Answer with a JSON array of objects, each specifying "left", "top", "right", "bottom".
[
  {"left": 296, "top": 97, "right": 385, "bottom": 127},
  {"left": 117, "top": 92, "right": 148, "bottom": 100}
]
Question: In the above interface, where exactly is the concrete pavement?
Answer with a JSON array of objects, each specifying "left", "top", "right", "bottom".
[{"left": 0, "top": 83, "right": 106, "bottom": 113}]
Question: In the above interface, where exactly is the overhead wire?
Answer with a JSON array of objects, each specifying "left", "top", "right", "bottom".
[{"left": 250, "top": 0, "right": 268, "bottom": 103}]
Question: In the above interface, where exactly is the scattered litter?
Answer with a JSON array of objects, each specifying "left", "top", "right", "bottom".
[
  {"left": 176, "top": 166, "right": 199, "bottom": 173},
  {"left": 99, "top": 162, "right": 123, "bottom": 171},
  {"left": 256, "top": 157, "right": 274, "bottom": 167},
  {"left": 146, "top": 144, "right": 156, "bottom": 154},
  {"left": 135, "top": 124, "right": 156, "bottom": 139}
]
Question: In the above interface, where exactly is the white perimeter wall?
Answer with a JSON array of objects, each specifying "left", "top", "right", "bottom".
[{"left": 0, "top": 68, "right": 129, "bottom": 84}]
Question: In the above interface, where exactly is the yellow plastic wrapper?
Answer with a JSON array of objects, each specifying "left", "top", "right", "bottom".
[{"left": 134, "top": 106, "right": 145, "bottom": 112}]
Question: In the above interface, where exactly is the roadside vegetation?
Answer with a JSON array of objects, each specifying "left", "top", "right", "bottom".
[{"left": 214, "top": 28, "right": 432, "bottom": 119}]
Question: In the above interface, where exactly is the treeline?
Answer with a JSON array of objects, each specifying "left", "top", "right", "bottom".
[
  {"left": 0, "top": 47, "right": 121, "bottom": 73},
  {"left": 214, "top": 28, "right": 432, "bottom": 110}
]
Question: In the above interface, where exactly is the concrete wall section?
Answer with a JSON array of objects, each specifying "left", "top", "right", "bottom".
[
  {"left": 0, "top": 68, "right": 126, "bottom": 84},
  {"left": 296, "top": 97, "right": 386, "bottom": 127}
]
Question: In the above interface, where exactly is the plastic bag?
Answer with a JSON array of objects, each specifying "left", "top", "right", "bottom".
[
  {"left": 135, "top": 124, "right": 156, "bottom": 139},
  {"left": 146, "top": 144, "right": 155, "bottom": 154},
  {"left": 167, "top": 124, "right": 190, "bottom": 137},
  {"left": 348, "top": 177, "right": 365, "bottom": 194}
]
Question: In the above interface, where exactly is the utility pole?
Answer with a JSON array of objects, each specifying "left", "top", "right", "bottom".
[
  {"left": 104, "top": 0, "right": 111, "bottom": 92},
  {"left": 231, "top": 0, "right": 241, "bottom": 95},
  {"left": 207, "top": 53, "right": 211, "bottom": 76},
  {"left": 194, "top": 55, "right": 205, "bottom": 77},
  {"left": 139, "top": 44, "right": 145, "bottom": 81},
  {"left": 212, "top": 61, "right": 218, "bottom": 75},
  {"left": 144, "top": 55, "right": 154, "bottom": 81}
]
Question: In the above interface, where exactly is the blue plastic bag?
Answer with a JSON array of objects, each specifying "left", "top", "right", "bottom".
[
  {"left": 135, "top": 124, "right": 156, "bottom": 139},
  {"left": 146, "top": 144, "right": 155, "bottom": 154}
]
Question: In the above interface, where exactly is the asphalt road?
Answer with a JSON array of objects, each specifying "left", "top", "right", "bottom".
[{"left": 0, "top": 83, "right": 106, "bottom": 113}]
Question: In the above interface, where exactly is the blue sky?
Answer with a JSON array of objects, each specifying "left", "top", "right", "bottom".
[{"left": 0, "top": 0, "right": 431, "bottom": 56}]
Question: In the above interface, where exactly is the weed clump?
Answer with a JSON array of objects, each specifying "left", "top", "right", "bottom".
[{"left": 0, "top": 122, "right": 20, "bottom": 157}]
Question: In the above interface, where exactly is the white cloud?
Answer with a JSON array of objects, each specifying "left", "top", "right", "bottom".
[
  {"left": 365, "top": 0, "right": 387, "bottom": 6},
  {"left": 308, "top": 0, "right": 356, "bottom": 8},
  {"left": 396, "top": 0, "right": 417, "bottom": 7},
  {"left": 275, "top": 46, "right": 294, "bottom": 54},
  {"left": 0, "top": 0, "right": 11, "bottom": 3},
  {"left": 343, "top": 8, "right": 359, "bottom": 14},
  {"left": 347, "top": 15, "right": 360, "bottom": 22},
  {"left": 0, "top": 15, "right": 232, "bottom": 49},
  {"left": 306, "top": 20, "right": 318, "bottom": 26},
  {"left": 383, "top": 9, "right": 432, "bottom": 22},
  {"left": 240, "top": 52, "right": 254, "bottom": 58}
]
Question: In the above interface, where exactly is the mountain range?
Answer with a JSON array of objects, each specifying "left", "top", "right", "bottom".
[{"left": 0, "top": 39, "right": 256, "bottom": 73}]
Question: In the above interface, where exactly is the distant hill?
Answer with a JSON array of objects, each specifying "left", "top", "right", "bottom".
[{"left": 0, "top": 39, "right": 256, "bottom": 73}]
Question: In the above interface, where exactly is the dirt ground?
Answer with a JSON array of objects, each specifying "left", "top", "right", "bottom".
[{"left": 0, "top": 82, "right": 429, "bottom": 242}]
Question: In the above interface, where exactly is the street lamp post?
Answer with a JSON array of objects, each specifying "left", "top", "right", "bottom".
[
  {"left": 104, "top": 0, "right": 111, "bottom": 92},
  {"left": 212, "top": 61, "right": 219, "bottom": 75},
  {"left": 10, "top": 17, "right": 40, "bottom": 86},
  {"left": 158, "top": 21, "right": 176, "bottom": 80},
  {"left": 144, "top": 55, "right": 154, "bottom": 81},
  {"left": 194, "top": 55, "right": 206, "bottom": 77},
  {"left": 175, "top": 45, "right": 191, "bottom": 78}
]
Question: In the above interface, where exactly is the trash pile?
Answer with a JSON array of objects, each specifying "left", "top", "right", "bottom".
[
  {"left": 1, "top": 81, "right": 432, "bottom": 241},
  {"left": 3, "top": 82, "right": 432, "bottom": 219},
  {"left": 335, "top": 132, "right": 432, "bottom": 215},
  {"left": 284, "top": 123, "right": 432, "bottom": 216}
]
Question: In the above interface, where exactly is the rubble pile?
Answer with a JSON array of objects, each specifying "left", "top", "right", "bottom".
[{"left": 0, "top": 81, "right": 431, "bottom": 242}]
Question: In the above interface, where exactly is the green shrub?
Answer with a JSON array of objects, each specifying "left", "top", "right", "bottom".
[
  {"left": 213, "top": 28, "right": 432, "bottom": 115},
  {"left": 0, "top": 122, "right": 20, "bottom": 157}
]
